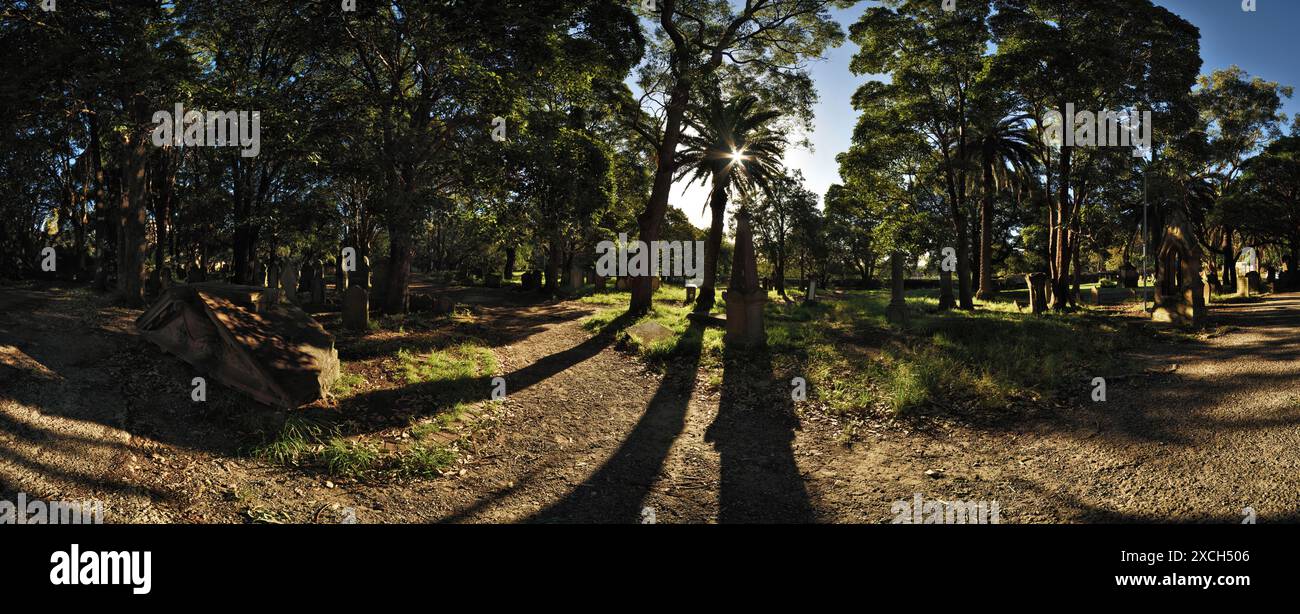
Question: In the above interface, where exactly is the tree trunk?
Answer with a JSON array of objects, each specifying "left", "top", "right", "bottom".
[
  {"left": 630, "top": 76, "right": 690, "bottom": 314},
  {"left": 1049, "top": 148, "right": 1073, "bottom": 310},
  {"left": 503, "top": 246, "right": 516, "bottom": 280},
  {"left": 544, "top": 237, "right": 562, "bottom": 294},
  {"left": 1222, "top": 228, "right": 1236, "bottom": 289},
  {"left": 695, "top": 180, "right": 728, "bottom": 313},
  {"left": 976, "top": 154, "right": 997, "bottom": 300},
  {"left": 383, "top": 221, "right": 414, "bottom": 314},
  {"left": 954, "top": 211, "right": 974, "bottom": 310},
  {"left": 115, "top": 96, "right": 150, "bottom": 307}
]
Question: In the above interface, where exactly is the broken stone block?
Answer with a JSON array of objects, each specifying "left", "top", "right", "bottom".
[{"left": 136, "top": 283, "right": 341, "bottom": 408}]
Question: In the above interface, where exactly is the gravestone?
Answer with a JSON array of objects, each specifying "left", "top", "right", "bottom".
[
  {"left": 522, "top": 270, "right": 542, "bottom": 291},
  {"left": 886, "top": 252, "right": 908, "bottom": 325},
  {"left": 1025, "top": 273, "right": 1049, "bottom": 314},
  {"left": 805, "top": 279, "right": 817, "bottom": 303},
  {"left": 938, "top": 269, "right": 955, "bottom": 311},
  {"left": 342, "top": 286, "right": 369, "bottom": 331},
  {"left": 628, "top": 322, "right": 675, "bottom": 346},
  {"left": 1247, "top": 271, "right": 1263, "bottom": 295},
  {"left": 337, "top": 258, "right": 348, "bottom": 293},
  {"left": 280, "top": 260, "right": 300, "bottom": 304},
  {"left": 1119, "top": 264, "right": 1139, "bottom": 289},
  {"left": 1152, "top": 208, "right": 1206, "bottom": 326},
  {"left": 723, "top": 209, "right": 766, "bottom": 347},
  {"left": 351, "top": 256, "right": 371, "bottom": 290},
  {"left": 1084, "top": 285, "right": 1101, "bottom": 306},
  {"left": 310, "top": 259, "right": 326, "bottom": 305},
  {"left": 371, "top": 258, "right": 389, "bottom": 294},
  {"left": 685, "top": 282, "right": 697, "bottom": 304}
]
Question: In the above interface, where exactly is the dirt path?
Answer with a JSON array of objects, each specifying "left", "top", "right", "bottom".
[
  {"left": 807, "top": 293, "right": 1300, "bottom": 523},
  {"left": 3, "top": 285, "right": 1299, "bottom": 523}
]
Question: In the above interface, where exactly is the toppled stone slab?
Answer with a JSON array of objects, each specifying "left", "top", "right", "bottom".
[
  {"left": 136, "top": 282, "right": 340, "bottom": 408},
  {"left": 627, "top": 322, "right": 676, "bottom": 346}
]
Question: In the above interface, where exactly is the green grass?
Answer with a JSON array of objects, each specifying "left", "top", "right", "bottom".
[
  {"left": 398, "top": 444, "right": 457, "bottom": 477},
  {"left": 332, "top": 369, "right": 365, "bottom": 397},
  {"left": 252, "top": 417, "right": 323, "bottom": 465},
  {"left": 583, "top": 286, "right": 1171, "bottom": 422},
  {"left": 396, "top": 343, "right": 496, "bottom": 385},
  {"left": 321, "top": 437, "right": 383, "bottom": 478}
]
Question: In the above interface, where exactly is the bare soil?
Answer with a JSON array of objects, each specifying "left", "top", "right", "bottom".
[{"left": 2, "top": 283, "right": 1298, "bottom": 523}]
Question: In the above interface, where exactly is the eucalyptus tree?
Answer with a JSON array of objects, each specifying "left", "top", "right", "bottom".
[
  {"left": 320, "top": 1, "right": 641, "bottom": 313},
  {"left": 848, "top": 0, "right": 996, "bottom": 309},
  {"left": 990, "top": 0, "right": 1201, "bottom": 309}
]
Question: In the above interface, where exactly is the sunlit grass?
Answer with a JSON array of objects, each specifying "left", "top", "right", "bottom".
[{"left": 583, "top": 285, "right": 1166, "bottom": 421}]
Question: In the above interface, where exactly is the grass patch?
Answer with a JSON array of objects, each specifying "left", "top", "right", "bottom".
[
  {"left": 332, "top": 369, "right": 365, "bottom": 397},
  {"left": 252, "top": 417, "right": 323, "bottom": 465},
  {"left": 321, "top": 437, "right": 383, "bottom": 478},
  {"left": 398, "top": 444, "right": 457, "bottom": 477}
]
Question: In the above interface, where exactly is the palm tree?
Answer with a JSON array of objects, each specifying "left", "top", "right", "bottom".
[
  {"left": 677, "top": 94, "right": 785, "bottom": 312},
  {"left": 970, "top": 113, "right": 1037, "bottom": 300}
]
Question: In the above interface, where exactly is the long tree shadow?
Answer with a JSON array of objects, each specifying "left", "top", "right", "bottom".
[
  {"left": 706, "top": 343, "right": 815, "bottom": 523},
  {"left": 331, "top": 312, "right": 640, "bottom": 436},
  {"left": 527, "top": 322, "right": 706, "bottom": 523}
]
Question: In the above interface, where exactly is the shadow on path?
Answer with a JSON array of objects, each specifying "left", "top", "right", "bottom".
[
  {"left": 706, "top": 344, "right": 814, "bottom": 523},
  {"left": 528, "top": 323, "right": 705, "bottom": 523}
]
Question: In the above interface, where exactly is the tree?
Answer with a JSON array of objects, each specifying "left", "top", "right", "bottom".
[
  {"left": 750, "top": 170, "right": 818, "bottom": 298},
  {"left": 969, "top": 111, "right": 1036, "bottom": 299},
  {"left": 848, "top": 0, "right": 995, "bottom": 309},
  {"left": 678, "top": 93, "right": 785, "bottom": 312},
  {"left": 623, "top": 0, "right": 849, "bottom": 314},
  {"left": 991, "top": 0, "right": 1201, "bottom": 309}
]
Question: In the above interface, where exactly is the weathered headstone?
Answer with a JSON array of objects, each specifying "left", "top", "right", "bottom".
[
  {"left": 1025, "top": 273, "right": 1049, "bottom": 314},
  {"left": 938, "top": 269, "right": 955, "bottom": 311},
  {"left": 310, "top": 259, "right": 326, "bottom": 305},
  {"left": 371, "top": 257, "right": 389, "bottom": 294},
  {"left": 1119, "top": 263, "right": 1139, "bottom": 289},
  {"left": 685, "top": 282, "right": 697, "bottom": 304},
  {"left": 522, "top": 270, "right": 542, "bottom": 291},
  {"left": 337, "top": 259, "right": 348, "bottom": 292},
  {"left": 1246, "top": 271, "right": 1263, "bottom": 295},
  {"left": 723, "top": 209, "right": 766, "bottom": 347},
  {"left": 1152, "top": 209, "right": 1206, "bottom": 326},
  {"left": 886, "top": 252, "right": 908, "bottom": 325},
  {"left": 280, "top": 260, "right": 300, "bottom": 304},
  {"left": 342, "top": 285, "right": 369, "bottom": 331},
  {"left": 805, "top": 278, "right": 817, "bottom": 303},
  {"left": 351, "top": 256, "right": 370, "bottom": 290}
]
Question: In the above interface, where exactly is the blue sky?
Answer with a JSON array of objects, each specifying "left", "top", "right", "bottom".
[{"left": 672, "top": 0, "right": 1300, "bottom": 228}]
